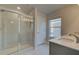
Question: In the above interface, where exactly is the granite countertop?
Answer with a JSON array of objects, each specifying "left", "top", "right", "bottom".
[{"left": 49, "top": 39, "right": 79, "bottom": 51}]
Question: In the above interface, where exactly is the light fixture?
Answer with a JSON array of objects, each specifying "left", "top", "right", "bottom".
[
  {"left": 17, "top": 6, "right": 21, "bottom": 10},
  {"left": 10, "top": 21, "right": 14, "bottom": 24}
]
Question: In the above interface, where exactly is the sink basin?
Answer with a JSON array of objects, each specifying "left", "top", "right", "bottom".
[{"left": 61, "top": 35, "right": 77, "bottom": 43}]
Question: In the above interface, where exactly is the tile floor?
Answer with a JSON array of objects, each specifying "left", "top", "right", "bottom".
[{"left": 12, "top": 44, "right": 49, "bottom": 55}]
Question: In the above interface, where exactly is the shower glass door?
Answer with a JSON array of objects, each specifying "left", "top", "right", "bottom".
[
  {"left": 0, "top": 10, "right": 34, "bottom": 55},
  {"left": 0, "top": 11, "right": 19, "bottom": 54},
  {"left": 19, "top": 15, "right": 34, "bottom": 50},
  {"left": 0, "top": 11, "right": 3, "bottom": 54}
]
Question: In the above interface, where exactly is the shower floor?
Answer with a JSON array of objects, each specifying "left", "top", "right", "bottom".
[{"left": 0, "top": 44, "right": 33, "bottom": 55}]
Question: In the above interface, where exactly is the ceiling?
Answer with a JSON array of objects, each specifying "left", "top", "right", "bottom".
[
  {"left": 0, "top": 4, "right": 67, "bottom": 15},
  {"left": 0, "top": 4, "right": 34, "bottom": 14},
  {"left": 30, "top": 4, "right": 66, "bottom": 14}
]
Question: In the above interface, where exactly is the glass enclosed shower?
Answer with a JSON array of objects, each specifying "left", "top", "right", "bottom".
[{"left": 0, "top": 9, "right": 34, "bottom": 54}]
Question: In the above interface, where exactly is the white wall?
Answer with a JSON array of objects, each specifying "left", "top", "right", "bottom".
[{"left": 35, "top": 9, "right": 46, "bottom": 46}]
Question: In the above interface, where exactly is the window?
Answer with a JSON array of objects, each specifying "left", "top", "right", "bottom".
[{"left": 49, "top": 18, "right": 61, "bottom": 39}]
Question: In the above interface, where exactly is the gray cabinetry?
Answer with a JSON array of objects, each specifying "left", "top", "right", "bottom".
[{"left": 49, "top": 42, "right": 79, "bottom": 55}]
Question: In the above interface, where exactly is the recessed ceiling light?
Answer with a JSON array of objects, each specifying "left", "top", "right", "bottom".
[
  {"left": 17, "top": 6, "right": 21, "bottom": 10},
  {"left": 10, "top": 21, "right": 14, "bottom": 24}
]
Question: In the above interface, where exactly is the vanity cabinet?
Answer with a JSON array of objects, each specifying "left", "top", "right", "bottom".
[{"left": 49, "top": 42, "right": 79, "bottom": 55}]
